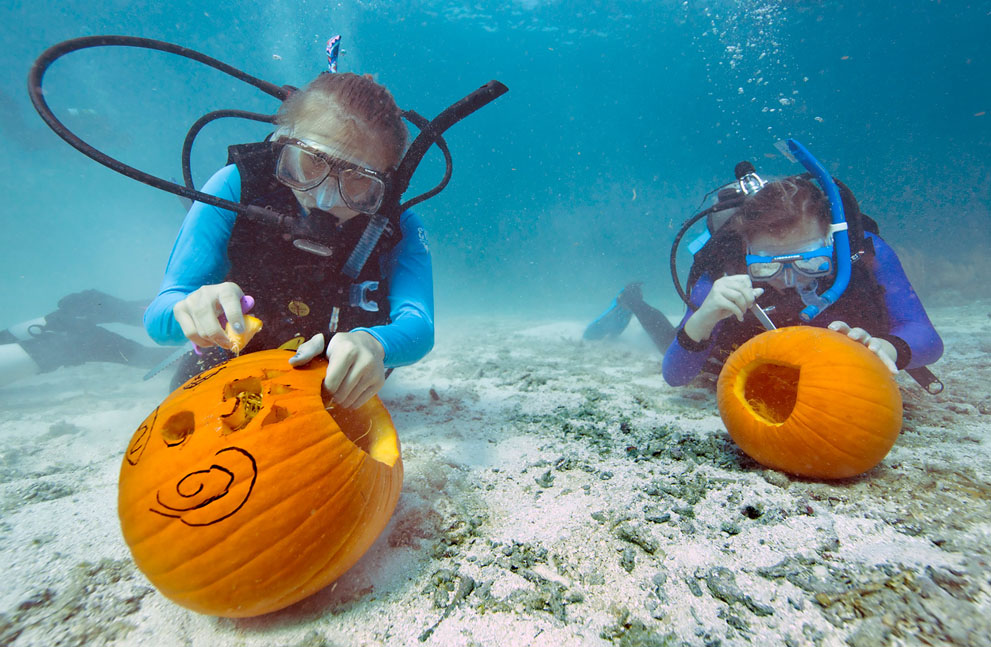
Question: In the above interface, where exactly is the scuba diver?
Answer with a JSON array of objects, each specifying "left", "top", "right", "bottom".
[
  {"left": 0, "top": 290, "right": 173, "bottom": 389},
  {"left": 587, "top": 141, "right": 944, "bottom": 392},
  {"left": 146, "top": 71, "right": 431, "bottom": 407},
  {"left": 29, "top": 36, "right": 506, "bottom": 407}
]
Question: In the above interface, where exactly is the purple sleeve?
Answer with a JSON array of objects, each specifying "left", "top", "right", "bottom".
[
  {"left": 662, "top": 274, "right": 720, "bottom": 386},
  {"left": 869, "top": 234, "right": 943, "bottom": 369}
]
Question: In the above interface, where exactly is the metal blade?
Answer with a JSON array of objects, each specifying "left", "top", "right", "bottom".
[{"left": 142, "top": 344, "right": 192, "bottom": 381}]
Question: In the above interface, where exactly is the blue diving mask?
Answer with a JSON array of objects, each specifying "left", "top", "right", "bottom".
[{"left": 745, "top": 244, "right": 834, "bottom": 281}]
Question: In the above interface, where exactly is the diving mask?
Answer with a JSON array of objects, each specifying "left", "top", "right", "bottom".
[
  {"left": 275, "top": 138, "right": 388, "bottom": 214},
  {"left": 745, "top": 244, "right": 833, "bottom": 281}
]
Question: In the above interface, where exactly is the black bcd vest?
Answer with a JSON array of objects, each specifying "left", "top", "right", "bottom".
[{"left": 224, "top": 141, "right": 398, "bottom": 349}]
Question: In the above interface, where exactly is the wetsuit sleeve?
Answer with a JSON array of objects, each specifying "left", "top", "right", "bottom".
[
  {"left": 869, "top": 234, "right": 943, "bottom": 369},
  {"left": 143, "top": 165, "right": 241, "bottom": 345},
  {"left": 662, "top": 274, "right": 719, "bottom": 386},
  {"left": 352, "top": 210, "right": 434, "bottom": 368}
]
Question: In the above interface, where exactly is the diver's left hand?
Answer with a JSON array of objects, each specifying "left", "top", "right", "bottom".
[
  {"left": 828, "top": 321, "right": 898, "bottom": 374},
  {"left": 288, "top": 331, "right": 386, "bottom": 408}
]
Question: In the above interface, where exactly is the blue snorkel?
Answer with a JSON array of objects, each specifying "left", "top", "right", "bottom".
[{"left": 780, "top": 139, "right": 851, "bottom": 322}]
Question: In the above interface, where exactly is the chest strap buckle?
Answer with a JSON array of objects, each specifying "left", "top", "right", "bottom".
[{"left": 350, "top": 281, "right": 380, "bottom": 312}]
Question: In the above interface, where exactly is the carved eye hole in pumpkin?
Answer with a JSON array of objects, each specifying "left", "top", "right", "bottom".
[
  {"left": 268, "top": 383, "right": 298, "bottom": 396},
  {"left": 261, "top": 405, "right": 290, "bottom": 426},
  {"left": 742, "top": 362, "right": 800, "bottom": 424},
  {"left": 221, "top": 377, "right": 265, "bottom": 433},
  {"left": 223, "top": 377, "right": 262, "bottom": 400},
  {"left": 161, "top": 410, "right": 195, "bottom": 446}
]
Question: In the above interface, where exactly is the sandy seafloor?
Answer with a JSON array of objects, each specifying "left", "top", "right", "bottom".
[{"left": 1, "top": 300, "right": 990, "bottom": 647}]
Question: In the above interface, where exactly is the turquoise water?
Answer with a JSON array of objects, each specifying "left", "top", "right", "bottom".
[{"left": 1, "top": 0, "right": 989, "bottom": 326}]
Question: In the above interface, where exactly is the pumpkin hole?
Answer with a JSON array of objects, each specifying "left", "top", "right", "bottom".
[
  {"left": 261, "top": 405, "right": 290, "bottom": 426},
  {"left": 325, "top": 401, "right": 397, "bottom": 466},
  {"left": 262, "top": 368, "right": 289, "bottom": 380},
  {"left": 743, "top": 362, "right": 800, "bottom": 424},
  {"left": 221, "top": 378, "right": 265, "bottom": 433},
  {"left": 223, "top": 376, "right": 262, "bottom": 400},
  {"left": 161, "top": 410, "right": 195, "bottom": 446},
  {"left": 268, "top": 383, "right": 298, "bottom": 395}
]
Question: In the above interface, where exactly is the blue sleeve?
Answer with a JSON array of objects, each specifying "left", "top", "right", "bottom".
[
  {"left": 352, "top": 210, "right": 434, "bottom": 368},
  {"left": 869, "top": 234, "right": 943, "bottom": 368},
  {"left": 662, "top": 273, "right": 720, "bottom": 386},
  {"left": 143, "top": 165, "right": 240, "bottom": 345}
]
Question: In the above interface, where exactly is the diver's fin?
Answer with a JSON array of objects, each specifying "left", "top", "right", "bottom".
[{"left": 583, "top": 288, "right": 634, "bottom": 340}]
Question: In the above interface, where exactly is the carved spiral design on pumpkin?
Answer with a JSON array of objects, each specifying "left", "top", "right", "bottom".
[{"left": 150, "top": 447, "right": 258, "bottom": 526}]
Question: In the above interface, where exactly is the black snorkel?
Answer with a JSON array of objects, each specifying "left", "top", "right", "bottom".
[
  {"left": 340, "top": 79, "right": 508, "bottom": 278},
  {"left": 28, "top": 35, "right": 508, "bottom": 256}
]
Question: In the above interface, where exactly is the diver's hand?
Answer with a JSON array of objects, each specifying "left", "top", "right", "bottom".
[
  {"left": 173, "top": 282, "right": 247, "bottom": 349},
  {"left": 684, "top": 275, "right": 764, "bottom": 342},
  {"left": 828, "top": 321, "right": 898, "bottom": 374},
  {"left": 289, "top": 331, "right": 385, "bottom": 409}
]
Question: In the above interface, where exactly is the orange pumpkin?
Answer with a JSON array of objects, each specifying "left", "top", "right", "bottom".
[
  {"left": 118, "top": 349, "right": 402, "bottom": 617},
  {"left": 716, "top": 326, "right": 902, "bottom": 479}
]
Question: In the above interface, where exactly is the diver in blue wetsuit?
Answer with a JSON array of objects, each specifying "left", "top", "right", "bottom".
[
  {"left": 145, "top": 72, "right": 433, "bottom": 407},
  {"left": 662, "top": 175, "right": 942, "bottom": 387}
]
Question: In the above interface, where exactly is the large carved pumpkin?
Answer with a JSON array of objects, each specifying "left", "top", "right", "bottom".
[
  {"left": 716, "top": 327, "right": 902, "bottom": 479},
  {"left": 118, "top": 349, "right": 403, "bottom": 617}
]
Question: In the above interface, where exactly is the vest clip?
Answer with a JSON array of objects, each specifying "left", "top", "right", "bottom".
[{"left": 350, "top": 281, "right": 380, "bottom": 312}]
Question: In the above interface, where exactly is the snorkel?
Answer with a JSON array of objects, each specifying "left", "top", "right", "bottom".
[{"left": 778, "top": 139, "right": 851, "bottom": 322}]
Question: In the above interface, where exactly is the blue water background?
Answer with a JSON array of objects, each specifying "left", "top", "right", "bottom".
[{"left": 1, "top": 0, "right": 989, "bottom": 329}]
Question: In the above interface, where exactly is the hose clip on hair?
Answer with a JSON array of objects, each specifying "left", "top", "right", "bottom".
[
  {"left": 784, "top": 139, "right": 851, "bottom": 322},
  {"left": 326, "top": 35, "right": 341, "bottom": 73}
]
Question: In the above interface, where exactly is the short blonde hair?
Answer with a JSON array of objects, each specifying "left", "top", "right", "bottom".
[{"left": 275, "top": 73, "right": 407, "bottom": 168}]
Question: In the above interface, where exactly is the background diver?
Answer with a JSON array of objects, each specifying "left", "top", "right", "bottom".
[
  {"left": 0, "top": 289, "right": 172, "bottom": 389},
  {"left": 585, "top": 151, "right": 943, "bottom": 390}
]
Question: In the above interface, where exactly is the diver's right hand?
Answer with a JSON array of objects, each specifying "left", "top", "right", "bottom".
[
  {"left": 173, "top": 282, "right": 247, "bottom": 349},
  {"left": 684, "top": 275, "right": 764, "bottom": 342}
]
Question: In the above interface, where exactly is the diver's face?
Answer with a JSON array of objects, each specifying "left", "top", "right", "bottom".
[
  {"left": 747, "top": 218, "right": 830, "bottom": 292},
  {"left": 286, "top": 117, "right": 394, "bottom": 224}
]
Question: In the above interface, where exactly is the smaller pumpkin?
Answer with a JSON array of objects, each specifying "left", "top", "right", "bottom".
[
  {"left": 716, "top": 326, "right": 902, "bottom": 479},
  {"left": 118, "top": 349, "right": 402, "bottom": 617}
]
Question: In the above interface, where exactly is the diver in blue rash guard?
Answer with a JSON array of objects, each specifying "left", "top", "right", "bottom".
[
  {"left": 661, "top": 176, "right": 942, "bottom": 387},
  {"left": 145, "top": 72, "right": 434, "bottom": 407}
]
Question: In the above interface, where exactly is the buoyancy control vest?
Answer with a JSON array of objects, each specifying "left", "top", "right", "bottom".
[{"left": 225, "top": 141, "right": 395, "bottom": 349}]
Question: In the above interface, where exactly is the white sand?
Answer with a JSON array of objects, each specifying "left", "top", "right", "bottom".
[{"left": 1, "top": 302, "right": 990, "bottom": 646}]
